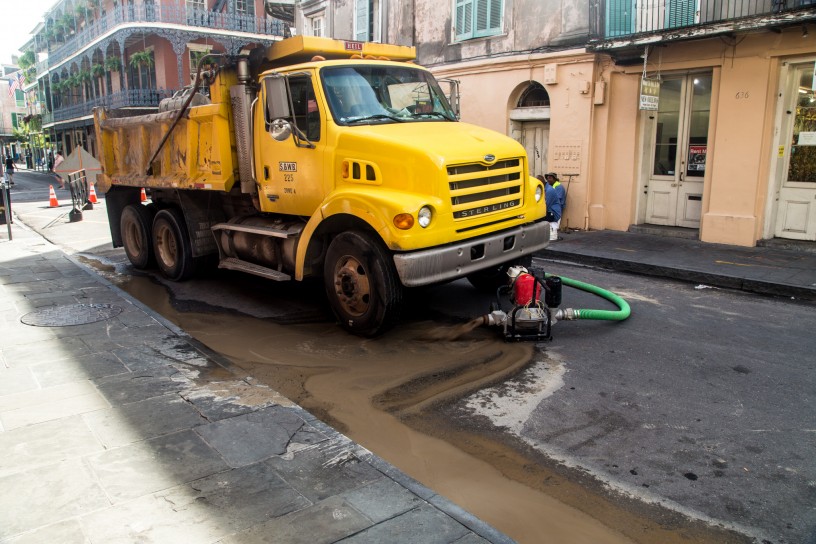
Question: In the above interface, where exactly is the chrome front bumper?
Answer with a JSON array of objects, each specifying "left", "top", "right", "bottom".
[{"left": 392, "top": 221, "right": 550, "bottom": 287}]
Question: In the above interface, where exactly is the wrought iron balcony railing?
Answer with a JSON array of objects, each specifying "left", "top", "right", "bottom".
[
  {"left": 590, "top": 0, "right": 816, "bottom": 47},
  {"left": 42, "top": 4, "right": 284, "bottom": 67},
  {"left": 44, "top": 88, "right": 177, "bottom": 125}
]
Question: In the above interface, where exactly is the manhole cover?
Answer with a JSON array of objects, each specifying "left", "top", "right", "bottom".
[{"left": 21, "top": 303, "right": 124, "bottom": 327}]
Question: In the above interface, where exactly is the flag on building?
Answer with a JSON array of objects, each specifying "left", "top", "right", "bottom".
[{"left": 8, "top": 72, "right": 23, "bottom": 97}]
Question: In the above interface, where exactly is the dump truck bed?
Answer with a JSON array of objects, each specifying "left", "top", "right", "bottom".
[{"left": 94, "top": 90, "right": 237, "bottom": 194}]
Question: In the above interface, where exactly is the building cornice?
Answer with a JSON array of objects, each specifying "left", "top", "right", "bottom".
[{"left": 427, "top": 48, "right": 595, "bottom": 78}]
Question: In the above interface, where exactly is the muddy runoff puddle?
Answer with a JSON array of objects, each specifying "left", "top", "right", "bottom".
[{"left": 110, "top": 272, "right": 743, "bottom": 544}]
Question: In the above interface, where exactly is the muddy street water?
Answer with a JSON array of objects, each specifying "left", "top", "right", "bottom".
[{"left": 108, "top": 271, "right": 742, "bottom": 544}]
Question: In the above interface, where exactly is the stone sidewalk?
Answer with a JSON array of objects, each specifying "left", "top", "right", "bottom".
[{"left": 0, "top": 220, "right": 510, "bottom": 543}]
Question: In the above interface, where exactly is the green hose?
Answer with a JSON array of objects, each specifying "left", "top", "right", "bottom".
[{"left": 546, "top": 273, "right": 631, "bottom": 321}]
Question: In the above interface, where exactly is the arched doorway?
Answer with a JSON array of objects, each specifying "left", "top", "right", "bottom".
[{"left": 510, "top": 82, "right": 551, "bottom": 176}]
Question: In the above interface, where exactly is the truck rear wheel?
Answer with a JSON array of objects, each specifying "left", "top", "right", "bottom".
[
  {"left": 467, "top": 254, "right": 533, "bottom": 292},
  {"left": 120, "top": 204, "right": 155, "bottom": 270},
  {"left": 152, "top": 208, "right": 195, "bottom": 281},
  {"left": 324, "top": 231, "right": 403, "bottom": 337}
]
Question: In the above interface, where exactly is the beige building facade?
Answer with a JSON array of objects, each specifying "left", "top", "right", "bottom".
[
  {"left": 594, "top": 27, "right": 816, "bottom": 246},
  {"left": 311, "top": 0, "right": 816, "bottom": 246}
]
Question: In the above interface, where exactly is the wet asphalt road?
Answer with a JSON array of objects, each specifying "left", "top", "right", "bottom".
[
  {"left": 7, "top": 168, "right": 816, "bottom": 543},
  {"left": 443, "top": 264, "right": 816, "bottom": 544}
]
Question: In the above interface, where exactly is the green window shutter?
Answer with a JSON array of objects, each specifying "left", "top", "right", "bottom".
[
  {"left": 490, "top": 0, "right": 502, "bottom": 30},
  {"left": 474, "top": 0, "right": 502, "bottom": 37},
  {"left": 15, "top": 89, "right": 24, "bottom": 107},
  {"left": 605, "top": 0, "right": 634, "bottom": 37},
  {"left": 455, "top": 0, "right": 474, "bottom": 40},
  {"left": 356, "top": 0, "right": 369, "bottom": 41},
  {"left": 667, "top": 0, "right": 696, "bottom": 29},
  {"left": 11, "top": 113, "right": 19, "bottom": 129},
  {"left": 475, "top": 0, "right": 489, "bottom": 32}
]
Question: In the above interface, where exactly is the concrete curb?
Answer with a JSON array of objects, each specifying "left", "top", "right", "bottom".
[{"left": 541, "top": 249, "right": 816, "bottom": 301}]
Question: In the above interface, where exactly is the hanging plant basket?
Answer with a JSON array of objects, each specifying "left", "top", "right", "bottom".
[
  {"left": 105, "top": 56, "right": 122, "bottom": 72},
  {"left": 129, "top": 50, "right": 154, "bottom": 69}
]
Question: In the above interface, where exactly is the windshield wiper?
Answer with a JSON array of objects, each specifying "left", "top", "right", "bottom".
[
  {"left": 410, "top": 111, "right": 455, "bottom": 121},
  {"left": 345, "top": 114, "right": 405, "bottom": 124}
]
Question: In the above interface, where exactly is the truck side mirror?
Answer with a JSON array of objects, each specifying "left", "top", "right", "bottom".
[
  {"left": 264, "top": 76, "right": 291, "bottom": 121},
  {"left": 269, "top": 119, "right": 292, "bottom": 142},
  {"left": 438, "top": 78, "right": 460, "bottom": 120}
]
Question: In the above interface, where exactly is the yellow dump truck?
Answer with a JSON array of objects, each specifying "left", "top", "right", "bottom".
[{"left": 94, "top": 36, "right": 549, "bottom": 336}]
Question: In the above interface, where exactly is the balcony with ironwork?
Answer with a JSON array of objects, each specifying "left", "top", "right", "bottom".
[
  {"left": 39, "top": 3, "right": 285, "bottom": 69},
  {"left": 42, "top": 88, "right": 177, "bottom": 127},
  {"left": 589, "top": 0, "right": 816, "bottom": 52}
]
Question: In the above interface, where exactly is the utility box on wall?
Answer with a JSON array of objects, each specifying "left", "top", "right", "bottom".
[
  {"left": 544, "top": 64, "right": 557, "bottom": 85},
  {"left": 550, "top": 141, "right": 582, "bottom": 176}
]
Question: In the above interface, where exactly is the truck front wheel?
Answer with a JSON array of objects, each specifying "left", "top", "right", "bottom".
[
  {"left": 120, "top": 204, "right": 155, "bottom": 269},
  {"left": 152, "top": 208, "right": 195, "bottom": 281},
  {"left": 324, "top": 231, "right": 403, "bottom": 337}
]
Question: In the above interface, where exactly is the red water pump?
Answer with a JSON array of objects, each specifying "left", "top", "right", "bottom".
[
  {"left": 512, "top": 270, "right": 542, "bottom": 306},
  {"left": 482, "top": 266, "right": 562, "bottom": 341}
]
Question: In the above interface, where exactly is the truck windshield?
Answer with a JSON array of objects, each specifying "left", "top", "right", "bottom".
[{"left": 321, "top": 65, "right": 456, "bottom": 126}]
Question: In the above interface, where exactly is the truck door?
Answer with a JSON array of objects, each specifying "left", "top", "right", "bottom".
[{"left": 256, "top": 73, "right": 325, "bottom": 216}]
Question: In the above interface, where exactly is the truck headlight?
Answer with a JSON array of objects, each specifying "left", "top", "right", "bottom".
[
  {"left": 534, "top": 184, "right": 543, "bottom": 202},
  {"left": 418, "top": 206, "right": 432, "bottom": 228}
]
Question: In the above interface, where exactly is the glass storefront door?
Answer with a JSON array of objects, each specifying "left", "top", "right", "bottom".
[
  {"left": 645, "top": 73, "right": 712, "bottom": 228},
  {"left": 774, "top": 61, "right": 816, "bottom": 240}
]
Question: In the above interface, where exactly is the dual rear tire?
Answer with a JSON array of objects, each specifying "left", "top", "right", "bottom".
[
  {"left": 120, "top": 204, "right": 155, "bottom": 270},
  {"left": 120, "top": 204, "right": 195, "bottom": 281},
  {"left": 152, "top": 208, "right": 196, "bottom": 281}
]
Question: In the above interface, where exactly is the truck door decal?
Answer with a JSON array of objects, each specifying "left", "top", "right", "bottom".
[{"left": 279, "top": 162, "right": 297, "bottom": 172}]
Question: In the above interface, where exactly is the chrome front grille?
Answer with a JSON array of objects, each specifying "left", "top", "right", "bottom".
[{"left": 447, "top": 158, "right": 524, "bottom": 220}]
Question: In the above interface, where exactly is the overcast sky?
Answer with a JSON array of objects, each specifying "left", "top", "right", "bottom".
[{"left": 1, "top": 0, "right": 58, "bottom": 65}]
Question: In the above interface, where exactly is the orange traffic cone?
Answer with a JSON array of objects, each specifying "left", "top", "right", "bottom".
[
  {"left": 48, "top": 185, "right": 59, "bottom": 208},
  {"left": 88, "top": 183, "right": 98, "bottom": 204},
  {"left": 140, "top": 187, "right": 147, "bottom": 202}
]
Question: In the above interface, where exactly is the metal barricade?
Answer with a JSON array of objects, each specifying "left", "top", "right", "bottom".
[{"left": 67, "top": 170, "right": 93, "bottom": 222}]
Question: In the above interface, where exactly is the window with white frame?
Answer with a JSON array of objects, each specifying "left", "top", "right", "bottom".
[
  {"left": 235, "top": 0, "right": 254, "bottom": 16},
  {"left": 310, "top": 15, "right": 324, "bottom": 37},
  {"left": 354, "top": 0, "right": 381, "bottom": 42},
  {"left": 454, "top": 0, "right": 503, "bottom": 41}
]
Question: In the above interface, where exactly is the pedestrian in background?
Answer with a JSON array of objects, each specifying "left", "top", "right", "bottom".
[
  {"left": 537, "top": 175, "right": 561, "bottom": 219},
  {"left": 537, "top": 174, "right": 561, "bottom": 241},
  {"left": 544, "top": 172, "right": 566, "bottom": 240},
  {"left": 52, "top": 150, "right": 65, "bottom": 189},
  {"left": 4, "top": 155, "right": 15, "bottom": 187},
  {"left": 544, "top": 172, "right": 566, "bottom": 212}
]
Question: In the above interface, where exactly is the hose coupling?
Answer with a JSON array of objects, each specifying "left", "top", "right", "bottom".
[
  {"left": 553, "top": 308, "right": 579, "bottom": 321},
  {"left": 482, "top": 310, "right": 508, "bottom": 327}
]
